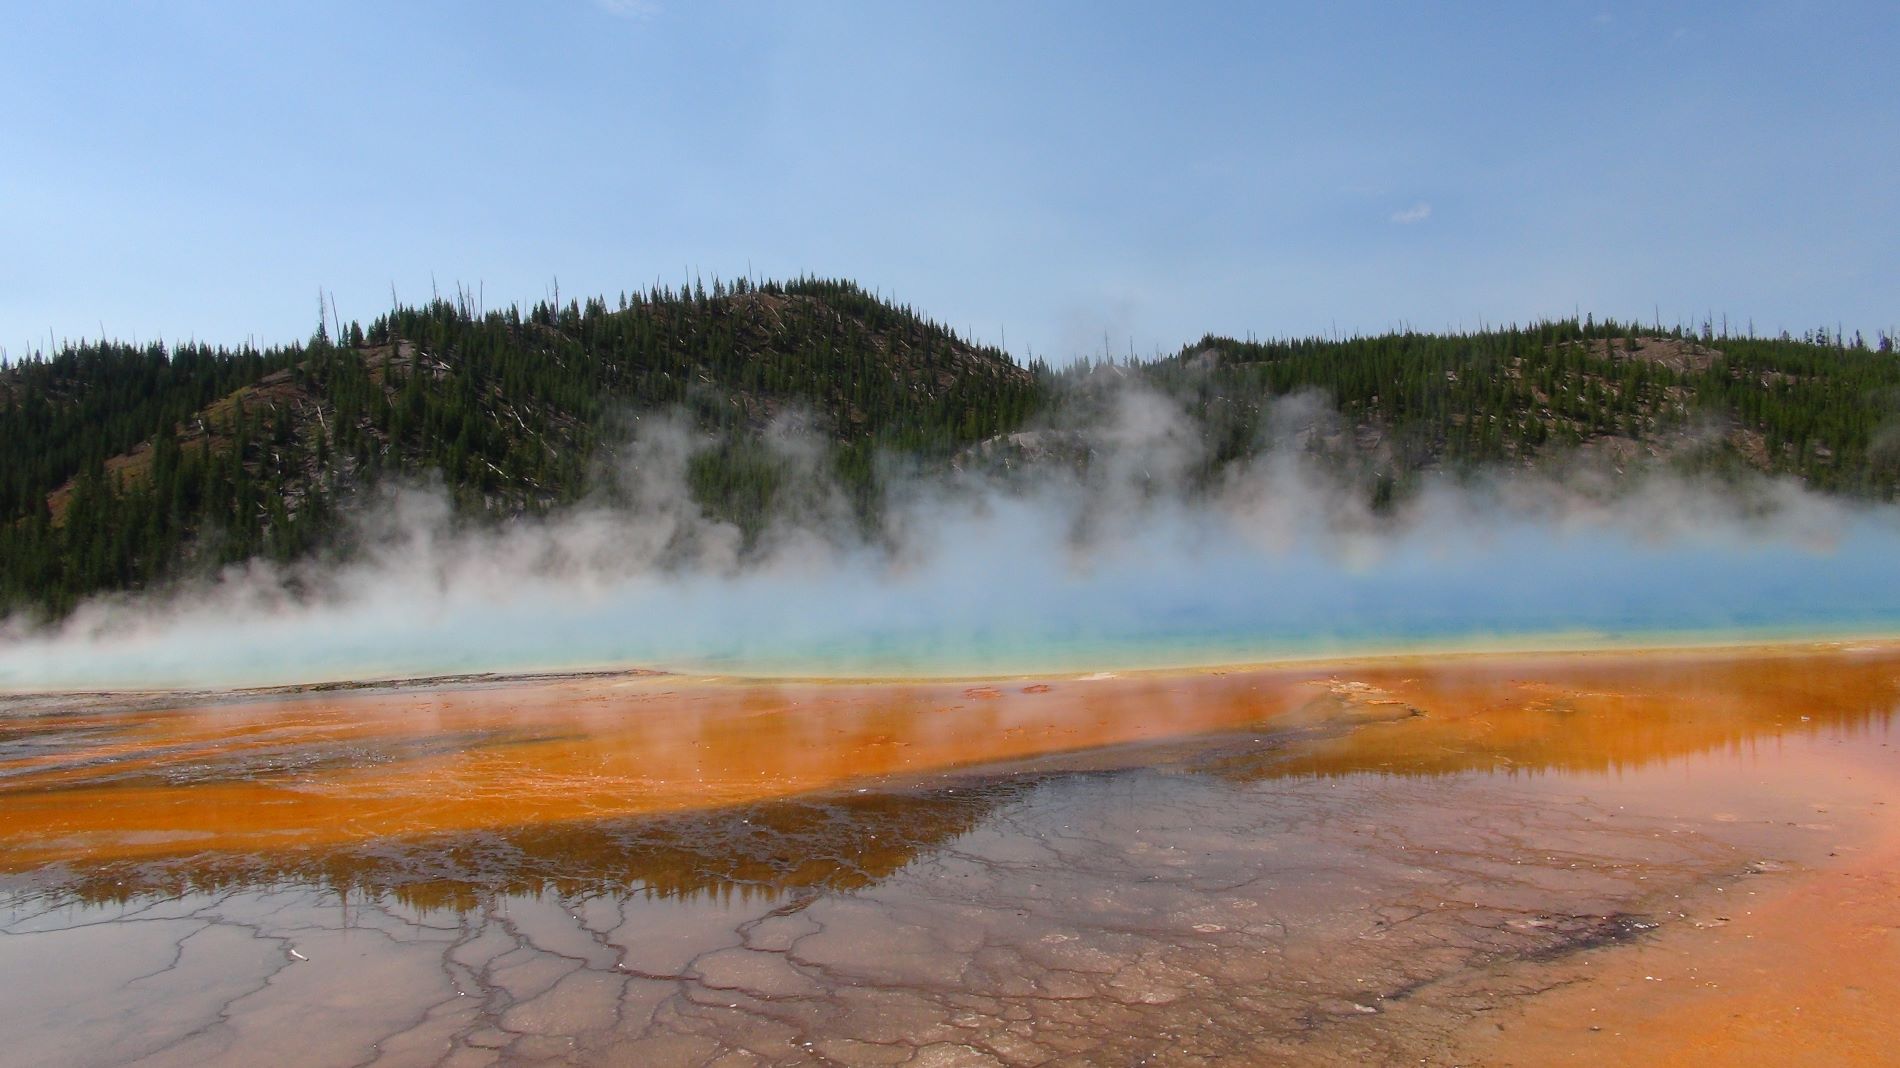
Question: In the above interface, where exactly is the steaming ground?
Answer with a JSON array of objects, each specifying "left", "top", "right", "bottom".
[{"left": 5, "top": 389, "right": 1900, "bottom": 691}]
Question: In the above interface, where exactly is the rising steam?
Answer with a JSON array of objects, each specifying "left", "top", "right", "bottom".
[{"left": 4, "top": 382, "right": 1899, "bottom": 691}]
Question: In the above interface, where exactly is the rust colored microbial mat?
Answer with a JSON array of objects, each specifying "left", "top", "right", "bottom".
[{"left": 2, "top": 644, "right": 1899, "bottom": 1066}]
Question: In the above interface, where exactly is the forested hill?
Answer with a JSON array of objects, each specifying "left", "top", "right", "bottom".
[
  {"left": 1140, "top": 324, "right": 1900, "bottom": 503},
  {"left": 0, "top": 277, "right": 1038, "bottom": 616},
  {"left": 2, "top": 276, "right": 1897, "bottom": 618}
]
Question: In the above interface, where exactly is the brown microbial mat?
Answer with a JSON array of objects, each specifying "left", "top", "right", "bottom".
[{"left": 2, "top": 644, "right": 1898, "bottom": 1066}]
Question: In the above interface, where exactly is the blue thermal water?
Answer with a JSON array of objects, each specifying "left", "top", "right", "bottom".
[{"left": 4, "top": 506, "right": 1898, "bottom": 690}]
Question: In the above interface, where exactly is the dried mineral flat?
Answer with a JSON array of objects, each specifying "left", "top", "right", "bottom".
[{"left": 1, "top": 642, "right": 1895, "bottom": 1065}]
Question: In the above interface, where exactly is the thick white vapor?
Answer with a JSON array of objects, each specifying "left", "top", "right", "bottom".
[{"left": 3, "top": 384, "right": 1897, "bottom": 691}]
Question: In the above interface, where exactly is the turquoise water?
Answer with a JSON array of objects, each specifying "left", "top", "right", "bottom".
[{"left": 5, "top": 506, "right": 1899, "bottom": 690}]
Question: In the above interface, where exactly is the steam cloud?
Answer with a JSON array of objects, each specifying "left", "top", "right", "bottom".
[{"left": 4, "top": 380, "right": 1898, "bottom": 691}]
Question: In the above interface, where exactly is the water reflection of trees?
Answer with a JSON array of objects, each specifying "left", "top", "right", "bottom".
[
  {"left": 9, "top": 782, "right": 1027, "bottom": 912},
  {"left": 12, "top": 655, "right": 1899, "bottom": 911},
  {"left": 1201, "top": 675, "right": 1900, "bottom": 784}
]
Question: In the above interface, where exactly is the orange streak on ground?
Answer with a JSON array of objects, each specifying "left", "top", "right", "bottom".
[
  {"left": 5, "top": 642, "right": 1898, "bottom": 876},
  {"left": 1275, "top": 645, "right": 1900, "bottom": 778},
  {"left": 1455, "top": 736, "right": 1900, "bottom": 1067},
  {"left": 0, "top": 670, "right": 1337, "bottom": 866},
  {"left": 1384, "top": 648, "right": 1900, "bottom": 1066},
  {"left": 3, "top": 642, "right": 1900, "bottom": 1064}
]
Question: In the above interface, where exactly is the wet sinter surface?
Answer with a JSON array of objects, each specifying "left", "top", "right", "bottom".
[{"left": 2, "top": 645, "right": 1898, "bottom": 1066}]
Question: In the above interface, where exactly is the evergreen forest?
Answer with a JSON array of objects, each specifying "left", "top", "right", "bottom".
[{"left": 4, "top": 276, "right": 1896, "bottom": 618}]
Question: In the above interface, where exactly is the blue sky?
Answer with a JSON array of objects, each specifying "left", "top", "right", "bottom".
[{"left": 3, "top": 1, "right": 1895, "bottom": 363}]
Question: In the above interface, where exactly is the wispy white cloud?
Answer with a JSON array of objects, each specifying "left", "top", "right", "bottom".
[
  {"left": 1390, "top": 202, "right": 1432, "bottom": 225},
  {"left": 592, "top": 0, "right": 661, "bottom": 19}
]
